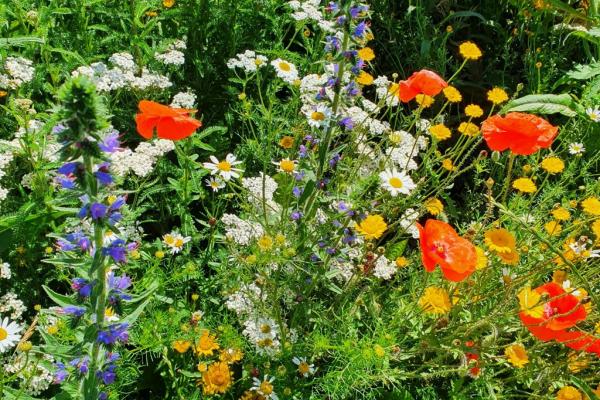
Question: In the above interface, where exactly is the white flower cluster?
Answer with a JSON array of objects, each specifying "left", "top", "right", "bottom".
[
  {"left": 374, "top": 75, "right": 400, "bottom": 107},
  {"left": 385, "top": 129, "right": 428, "bottom": 172},
  {"left": 155, "top": 39, "right": 186, "bottom": 66},
  {"left": 0, "top": 262, "right": 10, "bottom": 279},
  {"left": 0, "top": 149, "right": 15, "bottom": 203},
  {"left": 243, "top": 316, "right": 282, "bottom": 357},
  {"left": 329, "top": 258, "right": 355, "bottom": 282},
  {"left": 110, "top": 139, "right": 175, "bottom": 177},
  {"left": 373, "top": 255, "right": 396, "bottom": 280},
  {"left": 225, "top": 282, "right": 264, "bottom": 315},
  {"left": 72, "top": 52, "right": 172, "bottom": 92},
  {"left": 241, "top": 173, "right": 280, "bottom": 213},
  {"left": 0, "top": 57, "right": 35, "bottom": 89},
  {"left": 4, "top": 354, "right": 54, "bottom": 396},
  {"left": 227, "top": 50, "right": 268, "bottom": 73},
  {"left": 221, "top": 213, "right": 265, "bottom": 246},
  {"left": 288, "top": 0, "right": 335, "bottom": 32},
  {"left": 0, "top": 292, "right": 26, "bottom": 320},
  {"left": 170, "top": 90, "right": 196, "bottom": 109},
  {"left": 398, "top": 208, "right": 419, "bottom": 238}
]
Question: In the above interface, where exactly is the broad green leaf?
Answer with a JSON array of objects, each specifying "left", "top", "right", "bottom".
[
  {"left": 501, "top": 93, "right": 580, "bottom": 117},
  {"left": 43, "top": 285, "right": 77, "bottom": 308}
]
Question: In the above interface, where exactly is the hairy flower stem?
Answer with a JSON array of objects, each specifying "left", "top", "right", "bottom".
[{"left": 500, "top": 153, "right": 515, "bottom": 205}]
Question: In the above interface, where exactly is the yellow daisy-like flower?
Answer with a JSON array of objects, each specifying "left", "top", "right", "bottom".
[
  {"left": 556, "top": 386, "right": 582, "bottom": 400},
  {"left": 517, "top": 286, "right": 544, "bottom": 318},
  {"left": 195, "top": 330, "right": 220, "bottom": 356},
  {"left": 504, "top": 344, "right": 529, "bottom": 368},
  {"left": 512, "top": 178, "right": 537, "bottom": 193},
  {"left": 356, "top": 71, "right": 374, "bottom": 85},
  {"left": 419, "top": 287, "right": 451, "bottom": 314},
  {"left": 442, "top": 158, "right": 456, "bottom": 171},
  {"left": 464, "top": 104, "right": 483, "bottom": 118},
  {"left": 551, "top": 207, "right": 571, "bottom": 221},
  {"left": 484, "top": 228, "right": 516, "bottom": 254},
  {"left": 541, "top": 157, "right": 565, "bottom": 174},
  {"left": 475, "top": 246, "right": 488, "bottom": 270},
  {"left": 429, "top": 124, "right": 452, "bottom": 140},
  {"left": 544, "top": 220, "right": 562, "bottom": 236},
  {"left": 567, "top": 352, "right": 588, "bottom": 373},
  {"left": 257, "top": 235, "right": 274, "bottom": 251},
  {"left": 355, "top": 215, "right": 387, "bottom": 240},
  {"left": 201, "top": 362, "right": 232, "bottom": 395},
  {"left": 424, "top": 198, "right": 444, "bottom": 215},
  {"left": 172, "top": 340, "right": 192, "bottom": 353},
  {"left": 163, "top": 0, "right": 175, "bottom": 7},
  {"left": 458, "top": 122, "right": 480, "bottom": 136},
  {"left": 487, "top": 87, "right": 509, "bottom": 105},
  {"left": 357, "top": 47, "right": 375, "bottom": 61},
  {"left": 219, "top": 348, "right": 244, "bottom": 364},
  {"left": 443, "top": 86, "right": 462, "bottom": 103},
  {"left": 581, "top": 197, "right": 600, "bottom": 215},
  {"left": 279, "top": 135, "right": 294, "bottom": 149},
  {"left": 591, "top": 219, "right": 600, "bottom": 239},
  {"left": 459, "top": 41, "right": 482, "bottom": 60},
  {"left": 498, "top": 247, "right": 520, "bottom": 265},
  {"left": 415, "top": 94, "right": 434, "bottom": 108},
  {"left": 395, "top": 256, "right": 408, "bottom": 268}
]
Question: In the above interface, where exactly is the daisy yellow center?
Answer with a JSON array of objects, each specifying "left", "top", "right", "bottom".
[
  {"left": 280, "top": 160, "right": 295, "bottom": 172},
  {"left": 217, "top": 161, "right": 232, "bottom": 172},
  {"left": 298, "top": 362, "right": 310, "bottom": 374},
  {"left": 164, "top": 234, "right": 175, "bottom": 245},
  {"left": 260, "top": 324, "right": 271, "bottom": 334},
  {"left": 388, "top": 177, "right": 403, "bottom": 188},
  {"left": 260, "top": 381, "right": 274, "bottom": 395},
  {"left": 211, "top": 182, "right": 219, "bottom": 188},
  {"left": 0, "top": 327, "right": 7, "bottom": 341},
  {"left": 255, "top": 59, "right": 264, "bottom": 66},
  {"left": 174, "top": 238, "right": 184, "bottom": 247},
  {"left": 279, "top": 62, "right": 291, "bottom": 72},
  {"left": 105, "top": 307, "right": 115, "bottom": 318},
  {"left": 311, "top": 111, "right": 325, "bottom": 121}
]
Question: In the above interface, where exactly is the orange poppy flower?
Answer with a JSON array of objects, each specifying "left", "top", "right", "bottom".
[
  {"left": 135, "top": 100, "right": 202, "bottom": 140},
  {"left": 416, "top": 219, "right": 477, "bottom": 282},
  {"left": 481, "top": 112, "right": 558, "bottom": 156},
  {"left": 397, "top": 69, "right": 448, "bottom": 103}
]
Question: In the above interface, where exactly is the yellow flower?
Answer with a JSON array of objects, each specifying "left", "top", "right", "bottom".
[
  {"left": 581, "top": 197, "right": 600, "bottom": 215},
  {"left": 197, "top": 362, "right": 208, "bottom": 372},
  {"left": 395, "top": 256, "right": 408, "bottom": 268},
  {"left": 484, "top": 228, "right": 516, "bottom": 254},
  {"left": 415, "top": 94, "right": 434, "bottom": 108},
  {"left": 487, "top": 87, "right": 509, "bottom": 105},
  {"left": 504, "top": 344, "right": 529, "bottom": 368},
  {"left": 512, "top": 178, "right": 537, "bottom": 193},
  {"left": 498, "top": 247, "right": 520, "bottom": 265},
  {"left": 419, "top": 287, "right": 451, "bottom": 314},
  {"left": 517, "top": 286, "right": 544, "bottom": 318},
  {"left": 464, "top": 104, "right": 483, "bottom": 118},
  {"left": 355, "top": 215, "right": 387, "bottom": 240},
  {"left": 541, "top": 157, "right": 564, "bottom": 174},
  {"left": 424, "top": 198, "right": 444, "bottom": 215},
  {"left": 544, "top": 220, "right": 562, "bottom": 236},
  {"left": 459, "top": 41, "right": 482, "bottom": 60},
  {"left": 552, "top": 207, "right": 571, "bottom": 221},
  {"left": 278, "top": 158, "right": 296, "bottom": 174},
  {"left": 357, "top": 47, "right": 375, "bottom": 61},
  {"left": 556, "top": 386, "right": 582, "bottom": 400},
  {"left": 592, "top": 219, "right": 600, "bottom": 239},
  {"left": 279, "top": 136, "right": 294, "bottom": 149},
  {"left": 173, "top": 340, "right": 192, "bottom": 353},
  {"left": 475, "top": 246, "right": 488, "bottom": 270},
  {"left": 429, "top": 124, "right": 452, "bottom": 140},
  {"left": 163, "top": 0, "right": 175, "bottom": 7},
  {"left": 257, "top": 235, "right": 274, "bottom": 251},
  {"left": 458, "top": 122, "right": 480, "bottom": 136},
  {"left": 443, "top": 86, "right": 462, "bottom": 103},
  {"left": 219, "top": 348, "right": 244, "bottom": 364},
  {"left": 195, "top": 330, "right": 220, "bottom": 356},
  {"left": 442, "top": 158, "right": 456, "bottom": 171},
  {"left": 47, "top": 325, "right": 59, "bottom": 335},
  {"left": 201, "top": 362, "right": 232, "bottom": 395},
  {"left": 552, "top": 270, "right": 568, "bottom": 284},
  {"left": 567, "top": 352, "right": 588, "bottom": 373},
  {"left": 356, "top": 71, "right": 374, "bottom": 85}
]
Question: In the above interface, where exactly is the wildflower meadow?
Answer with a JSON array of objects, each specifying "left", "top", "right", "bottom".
[{"left": 1, "top": 0, "right": 600, "bottom": 399}]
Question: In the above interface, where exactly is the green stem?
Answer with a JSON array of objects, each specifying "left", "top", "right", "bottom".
[{"left": 501, "top": 153, "right": 516, "bottom": 206}]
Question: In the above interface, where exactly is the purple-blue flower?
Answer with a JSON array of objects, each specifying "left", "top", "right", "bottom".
[
  {"left": 339, "top": 117, "right": 353, "bottom": 131},
  {"left": 97, "top": 323, "right": 129, "bottom": 345},
  {"left": 292, "top": 186, "right": 303, "bottom": 198},
  {"left": 62, "top": 306, "right": 86, "bottom": 317},
  {"left": 291, "top": 211, "right": 303, "bottom": 221},
  {"left": 90, "top": 203, "right": 108, "bottom": 220},
  {"left": 72, "top": 278, "right": 93, "bottom": 297},
  {"left": 53, "top": 362, "right": 68, "bottom": 384},
  {"left": 99, "top": 131, "right": 121, "bottom": 153},
  {"left": 103, "top": 239, "right": 127, "bottom": 263}
]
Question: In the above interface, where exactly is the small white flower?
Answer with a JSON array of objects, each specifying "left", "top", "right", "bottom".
[
  {"left": 0, "top": 316, "right": 22, "bottom": 353},
  {"left": 206, "top": 177, "right": 225, "bottom": 192},
  {"left": 500, "top": 268, "right": 516, "bottom": 285},
  {"left": 379, "top": 169, "right": 416, "bottom": 196},
  {"left": 292, "top": 356, "right": 316, "bottom": 377},
  {"left": 203, "top": 153, "right": 243, "bottom": 181},
  {"left": 586, "top": 107, "right": 600, "bottom": 122},
  {"left": 251, "top": 375, "right": 278, "bottom": 400},
  {"left": 568, "top": 142, "right": 585, "bottom": 155},
  {"left": 0, "top": 262, "right": 11, "bottom": 279},
  {"left": 304, "top": 104, "right": 332, "bottom": 129},
  {"left": 271, "top": 58, "right": 298, "bottom": 84},
  {"left": 162, "top": 232, "right": 191, "bottom": 254}
]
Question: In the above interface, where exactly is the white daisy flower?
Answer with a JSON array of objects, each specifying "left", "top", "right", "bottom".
[
  {"left": 203, "top": 153, "right": 243, "bottom": 181},
  {"left": 500, "top": 268, "right": 516, "bottom": 285},
  {"left": 162, "top": 232, "right": 191, "bottom": 254},
  {"left": 568, "top": 142, "right": 585, "bottom": 155},
  {"left": 304, "top": 104, "right": 332, "bottom": 129},
  {"left": 251, "top": 375, "right": 278, "bottom": 400},
  {"left": 586, "top": 107, "right": 600, "bottom": 122},
  {"left": 271, "top": 58, "right": 298, "bottom": 84},
  {"left": 292, "top": 356, "right": 316, "bottom": 377},
  {"left": 379, "top": 169, "right": 416, "bottom": 196},
  {"left": 206, "top": 177, "right": 225, "bottom": 192},
  {"left": 0, "top": 316, "right": 22, "bottom": 353}
]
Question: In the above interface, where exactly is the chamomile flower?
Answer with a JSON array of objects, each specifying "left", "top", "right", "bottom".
[
  {"left": 0, "top": 317, "right": 22, "bottom": 353},
  {"left": 568, "top": 142, "right": 585, "bottom": 155},
  {"left": 162, "top": 232, "right": 191, "bottom": 254},
  {"left": 203, "top": 153, "right": 243, "bottom": 181},
  {"left": 500, "top": 267, "right": 517, "bottom": 285},
  {"left": 292, "top": 356, "right": 316, "bottom": 377},
  {"left": 586, "top": 107, "right": 600, "bottom": 122},
  {"left": 271, "top": 58, "right": 298, "bottom": 84},
  {"left": 273, "top": 158, "right": 297, "bottom": 174},
  {"left": 305, "top": 104, "right": 332, "bottom": 129},
  {"left": 252, "top": 375, "right": 278, "bottom": 400},
  {"left": 379, "top": 169, "right": 416, "bottom": 196},
  {"left": 206, "top": 177, "right": 225, "bottom": 192}
]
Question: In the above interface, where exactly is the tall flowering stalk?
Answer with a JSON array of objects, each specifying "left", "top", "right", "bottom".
[{"left": 46, "top": 77, "right": 138, "bottom": 399}]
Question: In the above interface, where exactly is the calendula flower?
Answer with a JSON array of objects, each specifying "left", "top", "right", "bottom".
[
  {"left": 552, "top": 207, "right": 571, "bottom": 221},
  {"left": 274, "top": 158, "right": 297, "bottom": 174},
  {"left": 541, "top": 157, "right": 564, "bottom": 174},
  {"left": 429, "top": 124, "right": 452, "bottom": 140},
  {"left": 459, "top": 41, "right": 482, "bottom": 60},
  {"left": 356, "top": 71, "right": 374, "bottom": 85},
  {"left": 443, "top": 86, "right": 462, "bottom": 103},
  {"left": 465, "top": 104, "right": 483, "bottom": 118},
  {"left": 442, "top": 158, "right": 456, "bottom": 171},
  {"left": 419, "top": 286, "right": 451, "bottom": 314},
  {"left": 279, "top": 136, "right": 294, "bottom": 149},
  {"left": 458, "top": 122, "right": 480, "bottom": 136},
  {"left": 195, "top": 330, "right": 220, "bottom": 356},
  {"left": 357, "top": 47, "right": 375, "bottom": 61},
  {"left": 173, "top": 340, "right": 192, "bottom": 353},
  {"left": 201, "top": 362, "right": 232, "bottom": 395},
  {"left": 581, "top": 197, "right": 600, "bottom": 215},
  {"left": 355, "top": 215, "right": 387, "bottom": 240},
  {"left": 203, "top": 153, "right": 243, "bottom": 181},
  {"left": 544, "top": 220, "right": 562, "bottom": 236},
  {"left": 484, "top": 228, "right": 516, "bottom": 254},
  {"left": 379, "top": 169, "right": 416, "bottom": 196},
  {"left": 395, "top": 256, "right": 409, "bottom": 268},
  {"left": 415, "top": 94, "right": 434, "bottom": 108},
  {"left": 556, "top": 386, "right": 582, "bottom": 400},
  {"left": 504, "top": 344, "right": 529, "bottom": 368},
  {"left": 591, "top": 219, "right": 600, "bottom": 239},
  {"left": 219, "top": 348, "right": 244, "bottom": 364},
  {"left": 512, "top": 178, "right": 537, "bottom": 193},
  {"left": 424, "top": 198, "right": 444, "bottom": 215},
  {"left": 163, "top": 0, "right": 175, "bottom": 7},
  {"left": 487, "top": 87, "right": 509, "bottom": 105},
  {"left": 498, "top": 248, "right": 520, "bottom": 265}
]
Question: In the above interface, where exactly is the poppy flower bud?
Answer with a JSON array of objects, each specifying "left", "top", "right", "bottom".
[
  {"left": 491, "top": 151, "right": 501, "bottom": 162},
  {"left": 486, "top": 178, "right": 495, "bottom": 189},
  {"left": 435, "top": 317, "right": 449, "bottom": 329},
  {"left": 377, "top": 246, "right": 385, "bottom": 254},
  {"left": 208, "top": 217, "right": 217, "bottom": 226},
  {"left": 478, "top": 150, "right": 488, "bottom": 159}
]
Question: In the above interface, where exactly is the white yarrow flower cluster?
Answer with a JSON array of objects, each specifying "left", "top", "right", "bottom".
[
  {"left": 288, "top": 0, "right": 335, "bottom": 32},
  {"left": 373, "top": 255, "right": 396, "bottom": 280},
  {"left": 225, "top": 283, "right": 264, "bottom": 315},
  {"left": 0, "top": 262, "right": 11, "bottom": 279},
  {"left": 374, "top": 75, "right": 400, "bottom": 107},
  {"left": 170, "top": 91, "right": 196, "bottom": 109},
  {"left": 227, "top": 50, "right": 268, "bottom": 73},
  {"left": 3, "top": 353, "right": 53, "bottom": 395},
  {"left": 242, "top": 173, "right": 280, "bottom": 213},
  {"left": 110, "top": 139, "right": 175, "bottom": 177},
  {"left": 0, "top": 57, "right": 35, "bottom": 89},
  {"left": 221, "top": 214, "right": 264, "bottom": 246},
  {"left": 0, "top": 292, "right": 26, "bottom": 320}
]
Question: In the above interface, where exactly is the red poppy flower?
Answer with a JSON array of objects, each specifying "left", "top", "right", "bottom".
[
  {"left": 396, "top": 69, "right": 448, "bottom": 103},
  {"left": 416, "top": 219, "right": 477, "bottom": 282},
  {"left": 135, "top": 100, "right": 202, "bottom": 140},
  {"left": 481, "top": 112, "right": 558, "bottom": 156}
]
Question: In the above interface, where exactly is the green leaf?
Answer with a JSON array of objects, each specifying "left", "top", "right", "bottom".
[
  {"left": 0, "top": 36, "right": 45, "bottom": 48},
  {"left": 43, "top": 285, "right": 77, "bottom": 307},
  {"left": 566, "top": 61, "right": 600, "bottom": 80},
  {"left": 501, "top": 93, "right": 580, "bottom": 117},
  {"left": 571, "top": 376, "right": 599, "bottom": 400}
]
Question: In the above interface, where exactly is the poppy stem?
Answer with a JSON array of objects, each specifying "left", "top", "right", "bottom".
[{"left": 501, "top": 153, "right": 516, "bottom": 206}]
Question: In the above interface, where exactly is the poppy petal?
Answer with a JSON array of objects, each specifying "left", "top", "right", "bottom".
[
  {"left": 156, "top": 116, "right": 202, "bottom": 140},
  {"left": 135, "top": 114, "right": 158, "bottom": 139}
]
